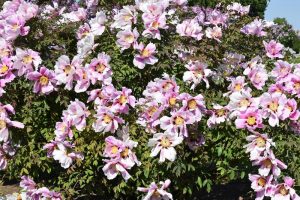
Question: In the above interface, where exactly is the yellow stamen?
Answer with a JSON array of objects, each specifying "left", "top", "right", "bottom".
[
  {"left": 39, "top": 76, "right": 49, "bottom": 86},
  {"left": 22, "top": 55, "right": 33, "bottom": 64},
  {"left": 111, "top": 146, "right": 119, "bottom": 154},
  {"left": 169, "top": 97, "right": 176, "bottom": 106},
  {"left": 119, "top": 95, "right": 127, "bottom": 104},
  {"left": 103, "top": 114, "right": 112, "bottom": 124},
  {"left": 174, "top": 116, "right": 184, "bottom": 125},
  {"left": 188, "top": 99, "right": 197, "bottom": 109},
  {"left": 96, "top": 63, "right": 106, "bottom": 73},
  {"left": 257, "top": 177, "right": 266, "bottom": 187},
  {"left": 0, "top": 120, "right": 6, "bottom": 129},
  {"left": 121, "top": 148, "right": 129, "bottom": 158},
  {"left": 0, "top": 65, "right": 9, "bottom": 74},
  {"left": 246, "top": 116, "right": 256, "bottom": 126},
  {"left": 256, "top": 137, "right": 266, "bottom": 148},
  {"left": 160, "top": 137, "right": 171, "bottom": 148}
]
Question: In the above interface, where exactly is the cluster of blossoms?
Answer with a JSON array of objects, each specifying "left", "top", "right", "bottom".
[
  {"left": 19, "top": 176, "right": 62, "bottom": 199},
  {"left": 102, "top": 126, "right": 140, "bottom": 181},
  {"left": 137, "top": 73, "right": 206, "bottom": 162},
  {"left": 137, "top": 179, "right": 173, "bottom": 200},
  {"left": 246, "top": 132, "right": 300, "bottom": 200}
]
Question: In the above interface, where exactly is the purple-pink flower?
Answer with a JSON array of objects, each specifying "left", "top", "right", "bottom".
[
  {"left": 27, "top": 66, "right": 56, "bottom": 94},
  {"left": 133, "top": 43, "right": 158, "bottom": 69}
]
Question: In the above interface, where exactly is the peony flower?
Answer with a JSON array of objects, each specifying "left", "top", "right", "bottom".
[
  {"left": 176, "top": 19, "right": 203, "bottom": 40},
  {"left": 13, "top": 48, "right": 42, "bottom": 76},
  {"left": 235, "top": 108, "right": 263, "bottom": 130},
  {"left": 160, "top": 109, "right": 195, "bottom": 137},
  {"left": 54, "top": 55, "right": 82, "bottom": 90},
  {"left": 179, "top": 93, "right": 206, "bottom": 121},
  {"left": 111, "top": 5, "right": 137, "bottom": 30},
  {"left": 137, "top": 179, "right": 173, "bottom": 200},
  {"left": 87, "top": 84, "right": 117, "bottom": 105},
  {"left": 63, "top": 99, "right": 90, "bottom": 131},
  {"left": 205, "top": 26, "right": 222, "bottom": 42},
  {"left": 92, "top": 106, "right": 124, "bottom": 133},
  {"left": 116, "top": 28, "right": 139, "bottom": 51},
  {"left": 271, "top": 60, "right": 292, "bottom": 81},
  {"left": 241, "top": 19, "right": 266, "bottom": 37},
  {"left": 249, "top": 174, "right": 273, "bottom": 200},
  {"left": 183, "top": 61, "right": 212, "bottom": 89},
  {"left": 54, "top": 120, "right": 73, "bottom": 141},
  {"left": 90, "top": 11, "right": 106, "bottom": 36},
  {"left": 263, "top": 40, "right": 284, "bottom": 59},
  {"left": 4, "top": 15, "right": 29, "bottom": 40},
  {"left": 248, "top": 66, "right": 268, "bottom": 90},
  {"left": 27, "top": 66, "right": 56, "bottom": 94},
  {"left": 0, "top": 114, "right": 24, "bottom": 142},
  {"left": 0, "top": 57, "right": 15, "bottom": 84},
  {"left": 148, "top": 132, "right": 183, "bottom": 162},
  {"left": 133, "top": 43, "right": 158, "bottom": 69},
  {"left": 228, "top": 90, "right": 259, "bottom": 113},
  {"left": 52, "top": 142, "right": 83, "bottom": 169},
  {"left": 142, "top": 13, "right": 168, "bottom": 40},
  {"left": 102, "top": 158, "right": 131, "bottom": 181},
  {"left": 207, "top": 104, "right": 228, "bottom": 127},
  {"left": 76, "top": 23, "right": 91, "bottom": 40},
  {"left": 87, "top": 52, "right": 112, "bottom": 85},
  {"left": 112, "top": 87, "right": 136, "bottom": 114},
  {"left": 74, "top": 67, "right": 90, "bottom": 93},
  {"left": 271, "top": 177, "right": 300, "bottom": 200},
  {"left": 280, "top": 98, "right": 300, "bottom": 121}
]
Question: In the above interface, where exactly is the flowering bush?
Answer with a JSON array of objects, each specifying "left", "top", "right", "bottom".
[{"left": 0, "top": 0, "right": 300, "bottom": 199}]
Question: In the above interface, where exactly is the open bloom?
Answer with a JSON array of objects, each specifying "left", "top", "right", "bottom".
[
  {"left": 176, "top": 19, "right": 203, "bottom": 40},
  {"left": 74, "top": 67, "right": 90, "bottom": 93},
  {"left": 13, "top": 48, "right": 41, "bottom": 76},
  {"left": 90, "top": 11, "right": 106, "bottom": 36},
  {"left": 111, "top": 5, "right": 137, "bottom": 29},
  {"left": 87, "top": 52, "right": 112, "bottom": 85},
  {"left": 137, "top": 179, "right": 173, "bottom": 200},
  {"left": 205, "top": 26, "right": 222, "bottom": 42},
  {"left": 0, "top": 57, "right": 15, "bottom": 84},
  {"left": 27, "top": 66, "right": 56, "bottom": 94},
  {"left": 112, "top": 87, "right": 136, "bottom": 114},
  {"left": 271, "top": 60, "right": 292, "bottom": 81},
  {"left": 271, "top": 177, "right": 300, "bottom": 200},
  {"left": 52, "top": 142, "right": 84, "bottom": 169},
  {"left": 183, "top": 61, "right": 212, "bottom": 89},
  {"left": 142, "top": 13, "right": 168, "bottom": 40},
  {"left": 148, "top": 132, "right": 183, "bottom": 162},
  {"left": 116, "top": 28, "right": 139, "bottom": 51},
  {"left": 263, "top": 40, "right": 284, "bottom": 59},
  {"left": 241, "top": 19, "right": 266, "bottom": 37},
  {"left": 160, "top": 109, "right": 195, "bottom": 137},
  {"left": 235, "top": 108, "right": 263, "bottom": 130},
  {"left": 179, "top": 93, "right": 206, "bottom": 121},
  {"left": 249, "top": 174, "right": 273, "bottom": 200},
  {"left": 0, "top": 114, "right": 24, "bottom": 142},
  {"left": 102, "top": 158, "right": 131, "bottom": 181},
  {"left": 93, "top": 106, "right": 124, "bottom": 133},
  {"left": 133, "top": 43, "right": 158, "bottom": 69},
  {"left": 54, "top": 55, "right": 82, "bottom": 90},
  {"left": 248, "top": 66, "right": 268, "bottom": 90},
  {"left": 207, "top": 104, "right": 228, "bottom": 127}
]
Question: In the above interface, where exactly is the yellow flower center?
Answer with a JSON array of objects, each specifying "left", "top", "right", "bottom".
[
  {"left": 96, "top": 63, "right": 106, "bottom": 73},
  {"left": 160, "top": 137, "right": 171, "bottom": 148},
  {"left": 125, "top": 34, "right": 134, "bottom": 43},
  {"left": 141, "top": 49, "right": 150, "bottom": 57},
  {"left": 256, "top": 137, "right": 266, "bottom": 148},
  {"left": 153, "top": 190, "right": 161, "bottom": 198},
  {"left": 119, "top": 95, "right": 127, "bottom": 104},
  {"left": 234, "top": 84, "right": 242, "bottom": 91},
  {"left": 268, "top": 101, "right": 278, "bottom": 112},
  {"left": 0, "top": 65, "right": 9, "bottom": 74},
  {"left": 123, "top": 14, "right": 132, "bottom": 21},
  {"left": 279, "top": 186, "right": 289, "bottom": 196},
  {"left": 22, "top": 55, "right": 33, "bottom": 64},
  {"left": 83, "top": 71, "right": 87, "bottom": 79},
  {"left": 263, "top": 159, "right": 272, "bottom": 168},
  {"left": 294, "top": 82, "right": 300, "bottom": 90},
  {"left": 188, "top": 99, "right": 197, "bottom": 109},
  {"left": 12, "top": 24, "right": 19, "bottom": 31},
  {"left": 0, "top": 120, "right": 6, "bottom": 129},
  {"left": 216, "top": 109, "right": 225, "bottom": 117},
  {"left": 246, "top": 116, "right": 256, "bottom": 126},
  {"left": 148, "top": 106, "right": 157, "bottom": 117},
  {"left": 240, "top": 99, "right": 250, "bottom": 107},
  {"left": 174, "top": 116, "right": 184, "bottom": 125},
  {"left": 162, "top": 82, "right": 173, "bottom": 91},
  {"left": 121, "top": 148, "right": 129, "bottom": 158},
  {"left": 39, "top": 76, "right": 49, "bottom": 86},
  {"left": 111, "top": 146, "right": 119, "bottom": 154},
  {"left": 103, "top": 114, "right": 112, "bottom": 124},
  {"left": 152, "top": 21, "right": 159, "bottom": 29},
  {"left": 17, "top": 194, "right": 22, "bottom": 200},
  {"left": 169, "top": 97, "right": 176, "bottom": 106},
  {"left": 64, "top": 65, "right": 72, "bottom": 74},
  {"left": 258, "top": 177, "right": 266, "bottom": 187}
]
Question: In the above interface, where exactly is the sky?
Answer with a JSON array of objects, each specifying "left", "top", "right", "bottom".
[{"left": 265, "top": 0, "right": 300, "bottom": 30}]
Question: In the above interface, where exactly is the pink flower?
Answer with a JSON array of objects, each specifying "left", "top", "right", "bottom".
[
  {"left": 235, "top": 108, "right": 263, "bottom": 130},
  {"left": 176, "top": 19, "right": 203, "bottom": 40},
  {"left": 27, "top": 66, "right": 56, "bottom": 94},
  {"left": 0, "top": 114, "right": 24, "bottom": 142},
  {"left": 116, "top": 28, "right": 139, "bottom": 51},
  {"left": 102, "top": 158, "right": 131, "bottom": 181},
  {"left": 92, "top": 106, "right": 124, "bottom": 133},
  {"left": 284, "top": 74, "right": 300, "bottom": 97},
  {"left": 241, "top": 19, "right": 266, "bottom": 37},
  {"left": 244, "top": 132, "right": 275, "bottom": 161},
  {"left": 260, "top": 93, "right": 287, "bottom": 127},
  {"left": 228, "top": 90, "right": 259, "bottom": 114},
  {"left": 205, "top": 26, "right": 222, "bottom": 42},
  {"left": 225, "top": 76, "right": 247, "bottom": 96},
  {"left": 13, "top": 48, "right": 42, "bottom": 76},
  {"left": 76, "top": 23, "right": 91, "bottom": 39},
  {"left": 63, "top": 99, "right": 90, "bottom": 131},
  {"left": 227, "top": 2, "right": 250, "bottom": 15},
  {"left": 74, "top": 67, "right": 90, "bottom": 93},
  {"left": 142, "top": 13, "right": 168, "bottom": 40},
  {"left": 160, "top": 109, "right": 195, "bottom": 137},
  {"left": 0, "top": 142, "right": 15, "bottom": 170},
  {"left": 54, "top": 120, "right": 73, "bottom": 141},
  {"left": 112, "top": 87, "right": 136, "bottom": 114},
  {"left": 207, "top": 104, "right": 228, "bottom": 127},
  {"left": 242, "top": 56, "right": 262, "bottom": 76},
  {"left": 53, "top": 142, "right": 83, "bottom": 169},
  {"left": 179, "top": 93, "right": 206, "bottom": 121},
  {"left": 111, "top": 6, "right": 137, "bottom": 30},
  {"left": 104, "top": 136, "right": 126, "bottom": 158},
  {"left": 0, "top": 38, "right": 12, "bottom": 57},
  {"left": 133, "top": 43, "right": 158, "bottom": 69},
  {"left": 87, "top": 52, "right": 112, "bottom": 85},
  {"left": 248, "top": 66, "right": 268, "bottom": 90},
  {"left": 252, "top": 150, "right": 287, "bottom": 177},
  {"left": 183, "top": 61, "right": 212, "bottom": 89},
  {"left": 271, "top": 60, "right": 292, "bottom": 81},
  {"left": 90, "top": 11, "right": 106, "bottom": 36},
  {"left": 20, "top": 176, "right": 36, "bottom": 191},
  {"left": 0, "top": 57, "right": 15, "bottom": 84},
  {"left": 249, "top": 174, "right": 273, "bottom": 200},
  {"left": 272, "top": 177, "right": 300, "bottom": 200},
  {"left": 148, "top": 132, "right": 183, "bottom": 163},
  {"left": 263, "top": 40, "right": 284, "bottom": 59},
  {"left": 87, "top": 84, "right": 117, "bottom": 105},
  {"left": 137, "top": 179, "right": 173, "bottom": 200},
  {"left": 54, "top": 55, "right": 81, "bottom": 90},
  {"left": 4, "top": 15, "right": 29, "bottom": 40},
  {"left": 280, "top": 98, "right": 300, "bottom": 121}
]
